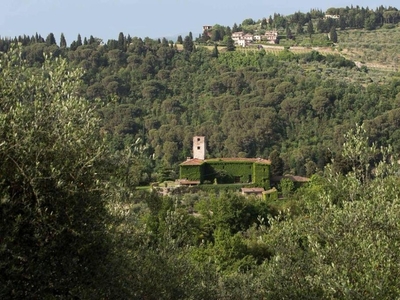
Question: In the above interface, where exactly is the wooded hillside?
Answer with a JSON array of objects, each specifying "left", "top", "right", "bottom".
[
  {"left": 2, "top": 5, "right": 400, "bottom": 298},
  {"left": 2, "top": 5, "right": 400, "bottom": 183}
]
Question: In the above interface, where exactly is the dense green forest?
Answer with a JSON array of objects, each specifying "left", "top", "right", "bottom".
[{"left": 2, "top": 4, "right": 400, "bottom": 299}]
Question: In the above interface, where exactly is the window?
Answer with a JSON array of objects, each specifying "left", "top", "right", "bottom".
[
  {"left": 197, "top": 138, "right": 201, "bottom": 141},
  {"left": 197, "top": 146, "right": 200, "bottom": 150}
]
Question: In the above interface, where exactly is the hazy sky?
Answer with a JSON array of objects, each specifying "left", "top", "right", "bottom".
[{"left": 1, "top": 0, "right": 398, "bottom": 43}]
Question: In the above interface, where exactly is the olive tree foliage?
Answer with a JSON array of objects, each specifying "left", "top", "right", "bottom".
[
  {"left": 0, "top": 47, "right": 126, "bottom": 298},
  {"left": 259, "top": 124, "right": 400, "bottom": 299}
]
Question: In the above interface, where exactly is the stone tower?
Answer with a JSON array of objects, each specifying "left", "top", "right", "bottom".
[{"left": 193, "top": 136, "right": 206, "bottom": 160}]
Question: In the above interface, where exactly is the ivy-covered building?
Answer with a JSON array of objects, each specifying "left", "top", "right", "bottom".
[{"left": 179, "top": 137, "right": 271, "bottom": 189}]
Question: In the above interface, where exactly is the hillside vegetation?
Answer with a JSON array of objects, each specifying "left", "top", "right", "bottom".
[
  {"left": 1, "top": 9, "right": 400, "bottom": 182},
  {"left": 2, "top": 4, "right": 400, "bottom": 299}
]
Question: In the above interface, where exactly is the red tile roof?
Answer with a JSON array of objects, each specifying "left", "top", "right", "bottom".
[
  {"left": 178, "top": 179, "right": 201, "bottom": 185},
  {"left": 241, "top": 188, "right": 265, "bottom": 193},
  {"left": 204, "top": 158, "right": 271, "bottom": 164},
  {"left": 180, "top": 158, "right": 205, "bottom": 166},
  {"left": 181, "top": 157, "right": 271, "bottom": 166}
]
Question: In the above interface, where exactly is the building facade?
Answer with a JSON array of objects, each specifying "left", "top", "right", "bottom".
[{"left": 180, "top": 137, "right": 271, "bottom": 189}]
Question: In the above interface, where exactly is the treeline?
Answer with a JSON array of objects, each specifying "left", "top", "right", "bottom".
[{"left": 196, "top": 5, "right": 400, "bottom": 44}]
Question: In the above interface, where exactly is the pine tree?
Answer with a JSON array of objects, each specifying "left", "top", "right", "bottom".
[{"left": 60, "top": 33, "right": 67, "bottom": 48}]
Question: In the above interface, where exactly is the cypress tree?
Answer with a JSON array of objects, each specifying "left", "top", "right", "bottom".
[
  {"left": 183, "top": 35, "right": 194, "bottom": 52},
  {"left": 118, "top": 32, "right": 125, "bottom": 50},
  {"left": 161, "top": 37, "right": 169, "bottom": 47},
  {"left": 211, "top": 45, "right": 219, "bottom": 58},
  {"left": 330, "top": 26, "right": 338, "bottom": 43},
  {"left": 177, "top": 35, "right": 183, "bottom": 44},
  {"left": 232, "top": 23, "right": 238, "bottom": 32},
  {"left": 89, "top": 35, "right": 96, "bottom": 45},
  {"left": 76, "top": 34, "right": 82, "bottom": 47},
  {"left": 60, "top": 33, "right": 67, "bottom": 48},
  {"left": 307, "top": 21, "right": 314, "bottom": 36},
  {"left": 45, "top": 33, "right": 56, "bottom": 46}
]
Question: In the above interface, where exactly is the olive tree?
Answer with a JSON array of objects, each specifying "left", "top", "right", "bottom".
[
  {"left": 260, "top": 125, "right": 400, "bottom": 299},
  {"left": 0, "top": 47, "right": 124, "bottom": 298}
]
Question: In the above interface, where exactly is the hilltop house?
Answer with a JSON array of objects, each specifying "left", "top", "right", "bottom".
[
  {"left": 263, "top": 30, "right": 278, "bottom": 44},
  {"left": 324, "top": 14, "right": 340, "bottom": 19},
  {"left": 179, "top": 136, "right": 271, "bottom": 189},
  {"left": 231, "top": 30, "right": 278, "bottom": 47}
]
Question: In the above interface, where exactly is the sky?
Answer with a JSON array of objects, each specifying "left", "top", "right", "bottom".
[{"left": 1, "top": 0, "right": 398, "bottom": 43}]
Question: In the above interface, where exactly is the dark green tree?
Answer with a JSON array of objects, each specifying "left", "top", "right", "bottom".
[
  {"left": 88, "top": 35, "right": 96, "bottom": 45},
  {"left": 226, "top": 36, "right": 235, "bottom": 51},
  {"left": 59, "top": 33, "right": 67, "bottom": 48},
  {"left": 76, "top": 34, "right": 82, "bottom": 47},
  {"left": 211, "top": 45, "right": 219, "bottom": 58},
  {"left": 211, "top": 29, "right": 221, "bottom": 42},
  {"left": 242, "top": 18, "right": 255, "bottom": 26},
  {"left": 183, "top": 35, "right": 194, "bottom": 52},
  {"left": 118, "top": 32, "right": 126, "bottom": 50},
  {"left": 0, "top": 47, "right": 126, "bottom": 298},
  {"left": 329, "top": 26, "right": 338, "bottom": 43},
  {"left": 261, "top": 18, "right": 268, "bottom": 28},
  {"left": 45, "top": 32, "right": 56, "bottom": 46},
  {"left": 177, "top": 35, "right": 183, "bottom": 44},
  {"left": 307, "top": 21, "right": 315, "bottom": 36},
  {"left": 269, "top": 150, "right": 284, "bottom": 177},
  {"left": 317, "top": 19, "right": 327, "bottom": 33},
  {"left": 161, "top": 37, "right": 169, "bottom": 47},
  {"left": 286, "top": 26, "right": 293, "bottom": 39},
  {"left": 296, "top": 23, "right": 304, "bottom": 34},
  {"left": 232, "top": 23, "right": 239, "bottom": 32}
]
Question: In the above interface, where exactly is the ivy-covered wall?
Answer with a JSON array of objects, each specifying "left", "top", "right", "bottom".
[
  {"left": 204, "top": 161, "right": 254, "bottom": 184},
  {"left": 180, "top": 160, "right": 270, "bottom": 188},
  {"left": 253, "top": 163, "right": 270, "bottom": 189},
  {"left": 180, "top": 164, "right": 203, "bottom": 181}
]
